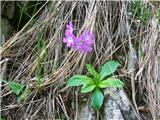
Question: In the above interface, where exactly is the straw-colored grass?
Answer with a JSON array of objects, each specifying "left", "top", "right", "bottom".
[{"left": 1, "top": 1, "right": 160, "bottom": 120}]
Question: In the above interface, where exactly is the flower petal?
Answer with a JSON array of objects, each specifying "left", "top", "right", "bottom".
[{"left": 63, "top": 38, "right": 68, "bottom": 43}]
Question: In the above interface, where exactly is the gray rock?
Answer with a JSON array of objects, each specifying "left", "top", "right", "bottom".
[
  {"left": 0, "top": 18, "right": 13, "bottom": 43},
  {"left": 78, "top": 102, "right": 96, "bottom": 120},
  {"left": 104, "top": 88, "right": 139, "bottom": 120},
  {"left": 1, "top": 1, "right": 15, "bottom": 19},
  {"left": 78, "top": 88, "right": 139, "bottom": 120}
]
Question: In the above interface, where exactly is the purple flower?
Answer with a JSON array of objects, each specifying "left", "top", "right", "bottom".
[
  {"left": 79, "top": 30, "right": 94, "bottom": 45},
  {"left": 63, "top": 22, "right": 76, "bottom": 47},
  {"left": 75, "top": 30, "right": 94, "bottom": 53},
  {"left": 65, "top": 22, "right": 74, "bottom": 35},
  {"left": 63, "top": 22, "right": 94, "bottom": 53},
  {"left": 63, "top": 34, "right": 76, "bottom": 47}
]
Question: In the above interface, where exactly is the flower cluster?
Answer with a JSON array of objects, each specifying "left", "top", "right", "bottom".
[{"left": 63, "top": 22, "right": 94, "bottom": 54}]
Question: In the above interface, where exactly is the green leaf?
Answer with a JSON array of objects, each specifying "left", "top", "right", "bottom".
[
  {"left": 8, "top": 81, "right": 24, "bottom": 95},
  {"left": 99, "top": 78, "right": 124, "bottom": 88},
  {"left": 67, "top": 75, "right": 93, "bottom": 87},
  {"left": 86, "top": 64, "right": 100, "bottom": 82},
  {"left": 80, "top": 84, "right": 96, "bottom": 93},
  {"left": 100, "top": 61, "right": 120, "bottom": 79},
  {"left": 86, "top": 64, "right": 99, "bottom": 76},
  {"left": 91, "top": 88, "right": 104, "bottom": 110}
]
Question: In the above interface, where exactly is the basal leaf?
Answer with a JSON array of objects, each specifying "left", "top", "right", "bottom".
[
  {"left": 8, "top": 81, "right": 24, "bottom": 95},
  {"left": 80, "top": 84, "right": 96, "bottom": 93},
  {"left": 91, "top": 88, "right": 104, "bottom": 110},
  {"left": 99, "top": 78, "right": 124, "bottom": 88},
  {"left": 100, "top": 61, "right": 119, "bottom": 79},
  {"left": 86, "top": 64, "right": 100, "bottom": 79},
  {"left": 67, "top": 75, "right": 93, "bottom": 87}
]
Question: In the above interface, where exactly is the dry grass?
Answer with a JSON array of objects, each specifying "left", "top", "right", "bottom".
[{"left": 0, "top": 1, "right": 160, "bottom": 120}]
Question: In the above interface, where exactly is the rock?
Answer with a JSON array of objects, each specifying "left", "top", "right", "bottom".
[
  {"left": 0, "top": 18, "right": 13, "bottom": 42},
  {"left": 1, "top": 1, "right": 15, "bottom": 20},
  {"left": 78, "top": 102, "right": 96, "bottom": 120},
  {"left": 104, "top": 88, "right": 139, "bottom": 120},
  {"left": 78, "top": 88, "right": 139, "bottom": 120}
]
